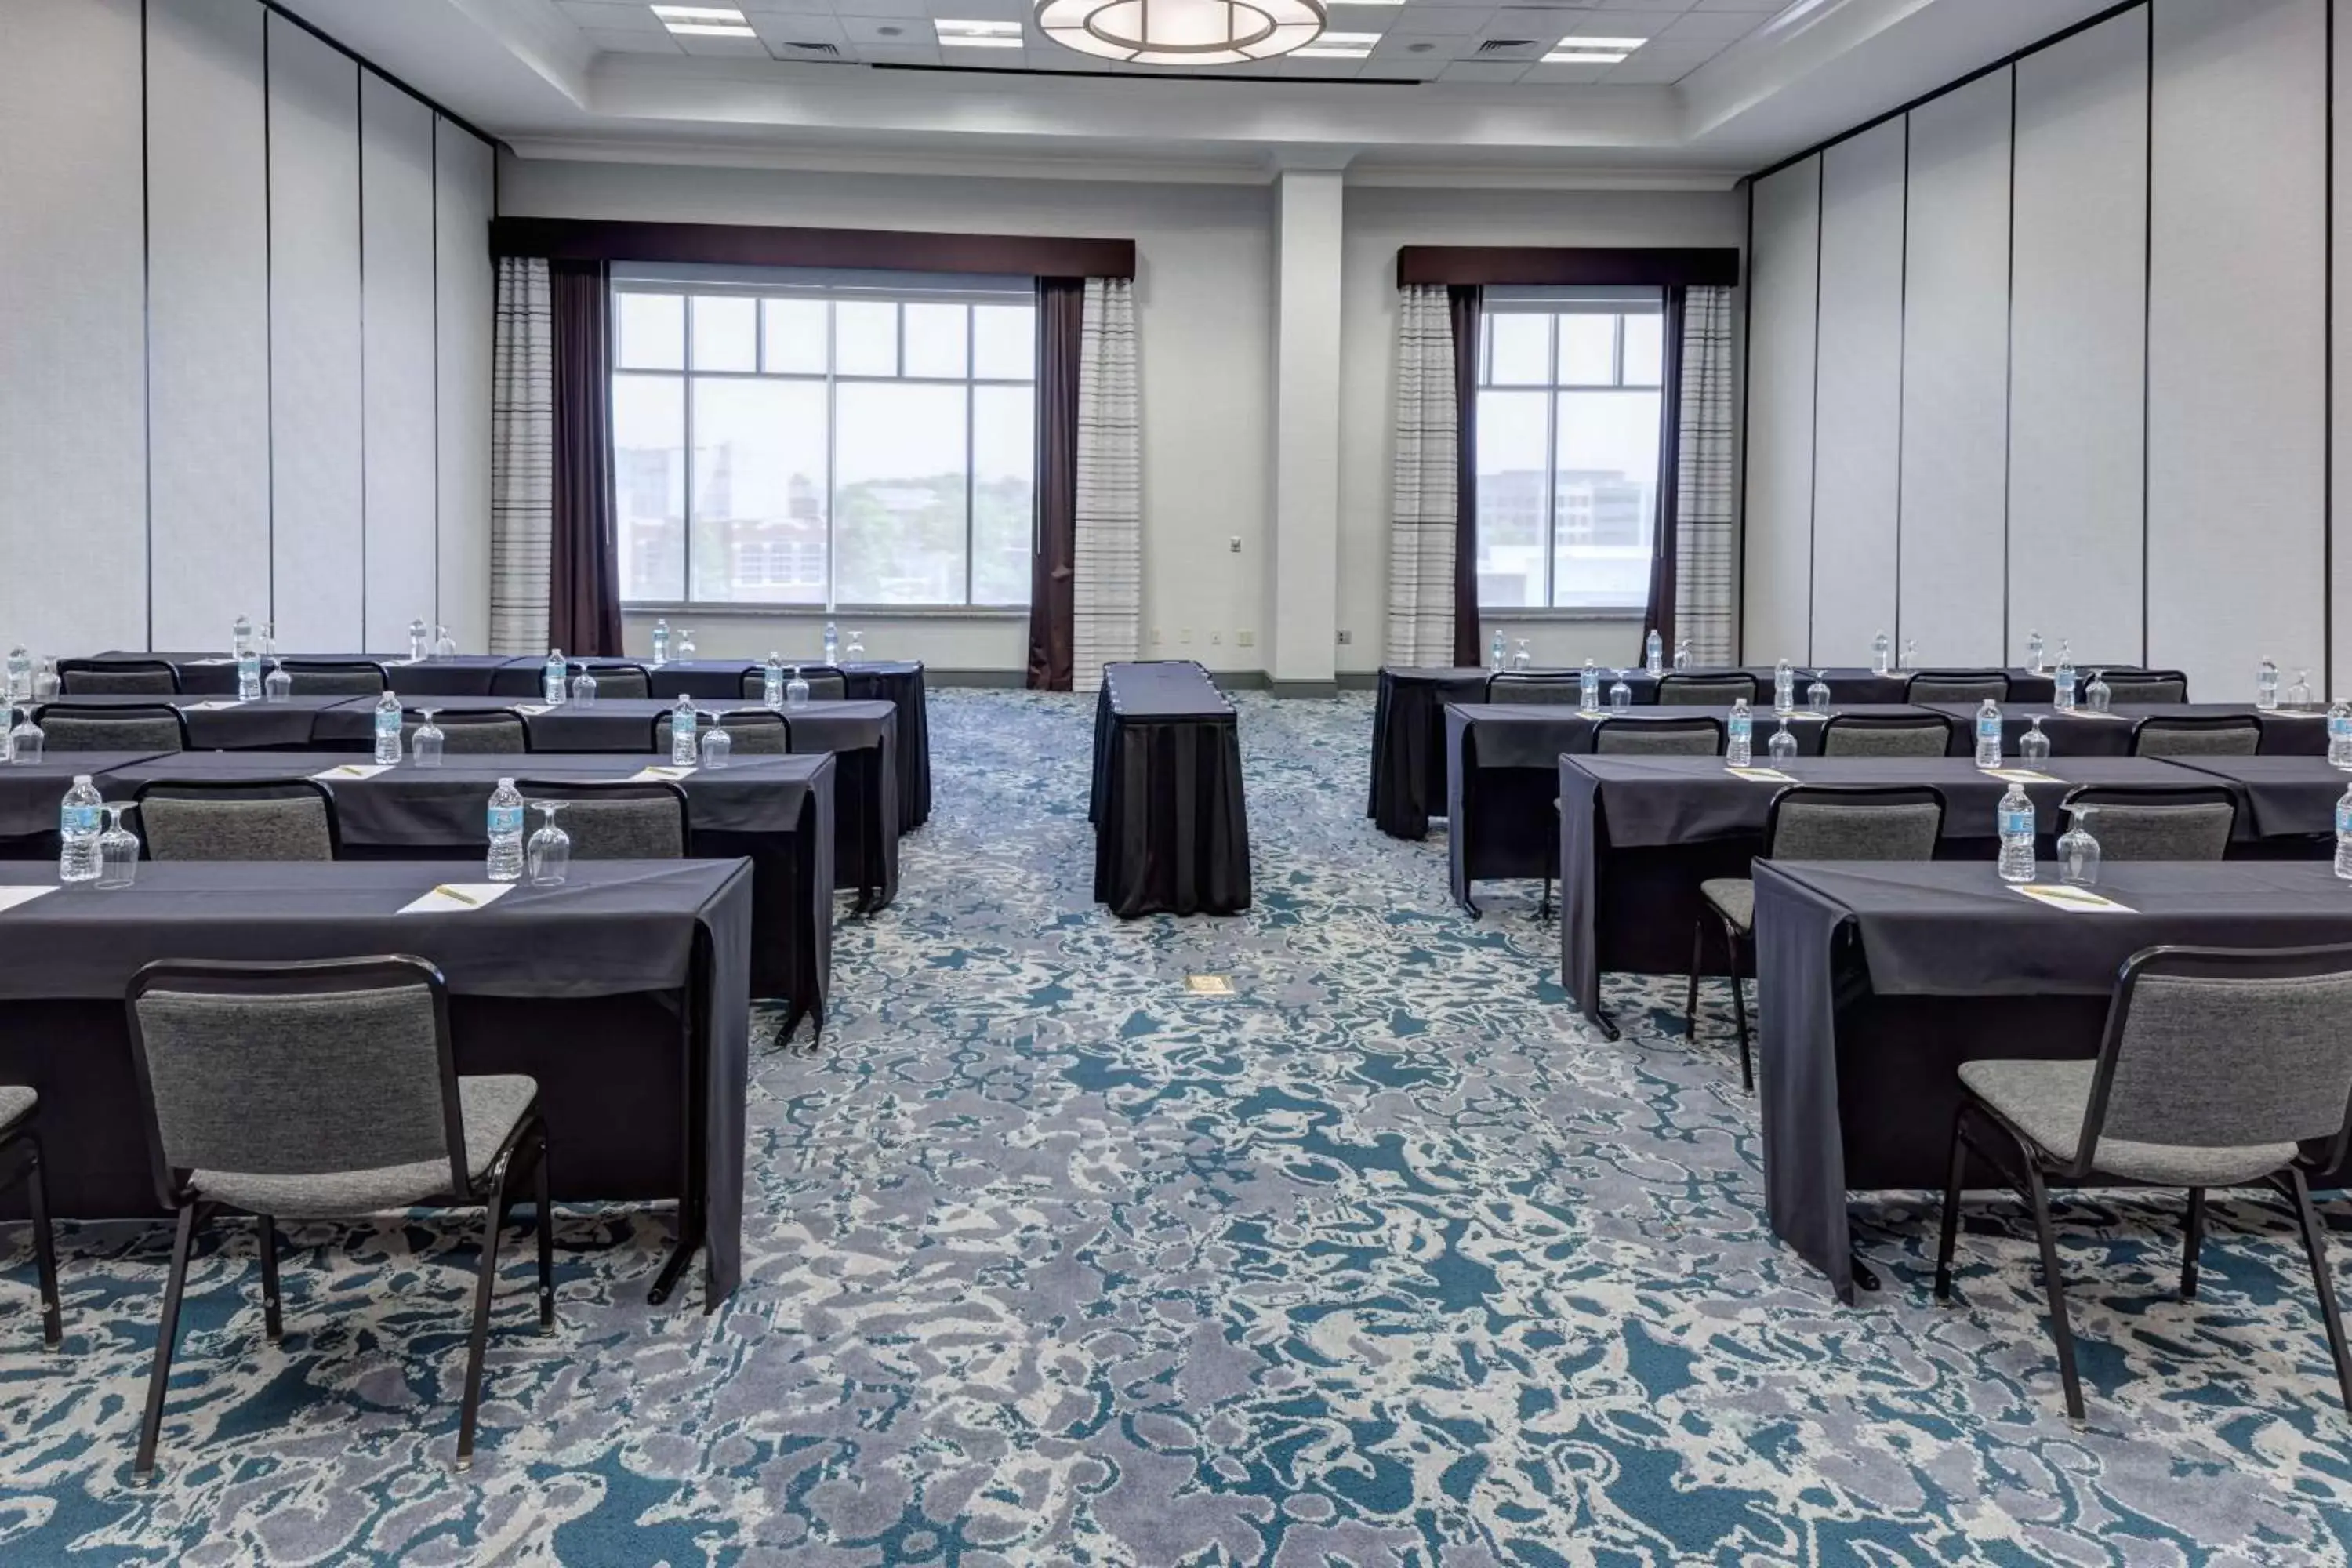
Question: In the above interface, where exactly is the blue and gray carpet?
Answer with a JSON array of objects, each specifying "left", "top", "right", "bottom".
[{"left": 2, "top": 689, "right": 2350, "bottom": 1564}]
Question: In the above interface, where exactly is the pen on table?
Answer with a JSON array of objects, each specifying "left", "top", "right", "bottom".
[{"left": 432, "top": 884, "right": 479, "bottom": 906}]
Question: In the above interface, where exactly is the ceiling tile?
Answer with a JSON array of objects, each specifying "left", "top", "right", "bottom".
[
  {"left": 749, "top": 13, "right": 851, "bottom": 44},
  {"left": 1519, "top": 60, "right": 1612, "bottom": 85},
  {"left": 583, "top": 25, "right": 685, "bottom": 51},
  {"left": 1593, "top": 0, "right": 1699, "bottom": 10},
  {"left": 1436, "top": 58, "right": 1530, "bottom": 82},
  {"left": 851, "top": 40, "right": 943, "bottom": 62},
  {"left": 671, "top": 31, "right": 777, "bottom": 54},
  {"left": 829, "top": 0, "right": 934, "bottom": 16},
  {"left": 1693, "top": 0, "right": 1787, "bottom": 9},
  {"left": 1656, "top": 8, "right": 1772, "bottom": 38},
  {"left": 837, "top": 12, "right": 931, "bottom": 39},
  {"left": 561, "top": 2, "right": 669, "bottom": 31}
]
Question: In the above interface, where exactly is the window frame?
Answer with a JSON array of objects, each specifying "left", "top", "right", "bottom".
[
  {"left": 1473, "top": 292, "right": 1665, "bottom": 614},
  {"left": 612, "top": 278, "right": 1039, "bottom": 612}
]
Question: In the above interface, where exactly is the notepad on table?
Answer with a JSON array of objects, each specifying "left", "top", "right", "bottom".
[
  {"left": 1984, "top": 768, "right": 2060, "bottom": 784},
  {"left": 629, "top": 764, "right": 695, "bottom": 782},
  {"left": 0, "top": 887, "right": 56, "bottom": 914},
  {"left": 397, "top": 883, "right": 514, "bottom": 915},
  {"left": 2014, "top": 884, "right": 2136, "bottom": 914},
  {"left": 312, "top": 763, "right": 393, "bottom": 781},
  {"left": 516, "top": 704, "right": 554, "bottom": 717},
  {"left": 1727, "top": 767, "right": 1798, "bottom": 783},
  {"left": 188, "top": 699, "right": 247, "bottom": 711}
]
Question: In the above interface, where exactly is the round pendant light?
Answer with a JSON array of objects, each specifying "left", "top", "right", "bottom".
[{"left": 1036, "top": 0, "right": 1327, "bottom": 65}]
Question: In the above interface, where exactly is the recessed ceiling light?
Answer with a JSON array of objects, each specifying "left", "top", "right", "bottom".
[
  {"left": 1294, "top": 45, "right": 1372, "bottom": 58},
  {"left": 664, "top": 22, "right": 758, "bottom": 35},
  {"left": 1541, "top": 49, "right": 1630, "bottom": 64},
  {"left": 937, "top": 19, "right": 1024, "bottom": 44},
  {"left": 650, "top": 4, "right": 746, "bottom": 20},
  {"left": 941, "top": 35, "right": 1024, "bottom": 46},
  {"left": 1567, "top": 37, "right": 1649, "bottom": 50}
]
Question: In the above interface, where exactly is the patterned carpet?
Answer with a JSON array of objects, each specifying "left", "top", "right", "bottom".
[{"left": 2, "top": 688, "right": 2351, "bottom": 1564}]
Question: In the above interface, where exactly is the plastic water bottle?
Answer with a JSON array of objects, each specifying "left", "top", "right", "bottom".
[
  {"left": 2256, "top": 657, "right": 2281, "bottom": 713},
  {"left": 488, "top": 779, "right": 526, "bottom": 883},
  {"left": 230, "top": 615, "right": 252, "bottom": 659},
  {"left": 542, "top": 649, "right": 567, "bottom": 705},
  {"left": 763, "top": 652, "right": 785, "bottom": 708},
  {"left": 1727, "top": 699, "right": 1753, "bottom": 768},
  {"left": 2021, "top": 717, "right": 2052, "bottom": 764},
  {"left": 1872, "top": 630, "right": 1891, "bottom": 676},
  {"left": 1768, "top": 720, "right": 1798, "bottom": 763},
  {"left": 2328, "top": 700, "right": 2352, "bottom": 770},
  {"left": 2027, "top": 629, "right": 2045, "bottom": 674},
  {"left": 2053, "top": 643, "right": 2077, "bottom": 713},
  {"left": 58, "top": 777, "right": 101, "bottom": 885},
  {"left": 1610, "top": 673, "right": 1632, "bottom": 712},
  {"left": 1579, "top": 659, "right": 1599, "bottom": 714},
  {"left": 823, "top": 621, "right": 840, "bottom": 666},
  {"left": 652, "top": 619, "right": 671, "bottom": 667},
  {"left": 569, "top": 665, "right": 598, "bottom": 706},
  {"left": 1645, "top": 630, "right": 1663, "bottom": 677},
  {"left": 372, "top": 691, "right": 402, "bottom": 765},
  {"left": 408, "top": 619, "right": 429, "bottom": 662},
  {"left": 1489, "top": 630, "right": 1505, "bottom": 673},
  {"left": 1807, "top": 674, "right": 1831, "bottom": 715},
  {"left": 1974, "top": 699, "right": 2002, "bottom": 768},
  {"left": 1773, "top": 659, "right": 1795, "bottom": 717},
  {"left": 263, "top": 659, "right": 292, "bottom": 704},
  {"left": 2336, "top": 785, "right": 2352, "bottom": 880},
  {"left": 1997, "top": 782, "right": 2036, "bottom": 884},
  {"left": 786, "top": 666, "right": 811, "bottom": 709},
  {"left": 237, "top": 647, "right": 263, "bottom": 702},
  {"left": 670, "top": 697, "right": 698, "bottom": 766}
]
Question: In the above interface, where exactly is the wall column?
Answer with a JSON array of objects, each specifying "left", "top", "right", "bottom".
[{"left": 1268, "top": 167, "right": 1345, "bottom": 695}]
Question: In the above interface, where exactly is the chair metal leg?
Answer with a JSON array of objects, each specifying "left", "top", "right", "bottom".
[
  {"left": 2284, "top": 1167, "right": 2352, "bottom": 1415},
  {"left": 1685, "top": 920, "right": 1704, "bottom": 1040},
  {"left": 1934, "top": 1109, "right": 1969, "bottom": 1301},
  {"left": 2020, "top": 1162, "right": 2085, "bottom": 1422},
  {"left": 2181, "top": 1188, "right": 2206, "bottom": 1302},
  {"left": 257, "top": 1216, "right": 282, "bottom": 1342},
  {"left": 456, "top": 1157, "right": 515, "bottom": 1471},
  {"left": 533, "top": 1131, "right": 554, "bottom": 1332},
  {"left": 1537, "top": 877, "right": 1553, "bottom": 923},
  {"left": 136, "top": 1203, "right": 201, "bottom": 1482},
  {"left": 1726, "top": 925, "right": 1753, "bottom": 1091},
  {"left": 22, "top": 1138, "right": 60, "bottom": 1349}
]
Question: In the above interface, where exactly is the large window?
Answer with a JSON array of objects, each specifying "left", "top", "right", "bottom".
[
  {"left": 1473, "top": 292, "right": 1664, "bottom": 611},
  {"left": 612, "top": 280, "right": 1037, "bottom": 608}
]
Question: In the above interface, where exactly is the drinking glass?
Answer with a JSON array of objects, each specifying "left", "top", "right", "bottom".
[
  {"left": 9, "top": 709, "right": 42, "bottom": 764},
  {"left": 1673, "top": 639, "right": 1692, "bottom": 671},
  {"left": 263, "top": 659, "right": 292, "bottom": 703},
  {"left": 1807, "top": 675, "right": 1831, "bottom": 717},
  {"left": 412, "top": 709, "right": 445, "bottom": 768},
  {"left": 2085, "top": 670, "right": 2112, "bottom": 714},
  {"left": 677, "top": 628, "right": 698, "bottom": 660},
  {"left": 1900, "top": 639, "right": 1918, "bottom": 673},
  {"left": 2058, "top": 805, "right": 2102, "bottom": 887},
  {"left": 846, "top": 629, "right": 866, "bottom": 660},
  {"left": 570, "top": 664, "right": 598, "bottom": 706},
  {"left": 31, "top": 659, "right": 59, "bottom": 703},
  {"left": 2020, "top": 717, "right": 2052, "bottom": 764},
  {"left": 434, "top": 624, "right": 458, "bottom": 658},
  {"left": 1512, "top": 638, "right": 1532, "bottom": 673},
  {"left": 786, "top": 666, "right": 811, "bottom": 710},
  {"left": 702, "top": 720, "right": 732, "bottom": 770},
  {"left": 2290, "top": 669, "right": 2316, "bottom": 708},
  {"left": 96, "top": 804, "right": 138, "bottom": 889},
  {"left": 526, "top": 801, "right": 570, "bottom": 886},
  {"left": 259, "top": 622, "right": 278, "bottom": 659}
]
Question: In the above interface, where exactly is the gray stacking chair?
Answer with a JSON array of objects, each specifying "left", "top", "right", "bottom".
[
  {"left": 279, "top": 659, "right": 388, "bottom": 696},
  {"left": 2131, "top": 714, "right": 2260, "bottom": 758},
  {"left": 580, "top": 663, "right": 652, "bottom": 700},
  {"left": 1822, "top": 713, "right": 1951, "bottom": 757},
  {"left": 132, "top": 779, "right": 340, "bottom": 862},
  {"left": 655, "top": 710, "right": 786, "bottom": 757},
  {"left": 405, "top": 708, "right": 528, "bottom": 755},
  {"left": 517, "top": 779, "right": 688, "bottom": 859},
  {"left": 1592, "top": 716, "right": 1722, "bottom": 756},
  {"left": 124, "top": 956, "right": 550, "bottom": 1477},
  {"left": 2056, "top": 784, "right": 2237, "bottom": 862},
  {"left": 1693, "top": 785, "right": 1945, "bottom": 1091},
  {"left": 1486, "top": 673, "right": 1584, "bottom": 706},
  {"left": 34, "top": 704, "right": 188, "bottom": 753},
  {"left": 0, "top": 1089, "right": 61, "bottom": 1350},
  {"left": 738, "top": 666, "right": 847, "bottom": 702},
  {"left": 1907, "top": 670, "right": 2012, "bottom": 703},
  {"left": 1935, "top": 942, "right": 2352, "bottom": 1421},
  {"left": 2094, "top": 669, "right": 2190, "bottom": 705},
  {"left": 1657, "top": 671, "right": 1757, "bottom": 706},
  {"left": 57, "top": 659, "right": 179, "bottom": 696}
]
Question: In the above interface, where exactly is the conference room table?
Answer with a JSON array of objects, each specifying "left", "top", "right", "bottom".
[
  {"left": 1554, "top": 753, "right": 2211, "bottom": 1037},
  {"left": 34, "top": 692, "right": 365, "bottom": 750},
  {"left": 1092, "top": 661, "right": 1251, "bottom": 917},
  {"left": 2157, "top": 753, "right": 2352, "bottom": 847},
  {"left": 0, "top": 753, "right": 173, "bottom": 855},
  {"left": 86, "top": 651, "right": 514, "bottom": 698},
  {"left": 1922, "top": 702, "right": 2327, "bottom": 757},
  {"left": 0, "top": 858, "right": 753, "bottom": 1308},
  {"left": 95, "top": 750, "right": 835, "bottom": 1031},
  {"left": 1752, "top": 858, "right": 2352, "bottom": 1304},
  {"left": 1443, "top": 702, "right": 1939, "bottom": 913}
]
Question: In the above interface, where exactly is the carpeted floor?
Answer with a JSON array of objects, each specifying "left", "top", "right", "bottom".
[{"left": 2, "top": 688, "right": 2351, "bottom": 1564}]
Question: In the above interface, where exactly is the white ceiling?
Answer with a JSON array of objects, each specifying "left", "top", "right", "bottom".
[{"left": 278, "top": 0, "right": 2126, "bottom": 184}]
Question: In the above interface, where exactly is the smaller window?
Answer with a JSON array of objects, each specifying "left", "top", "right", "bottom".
[{"left": 616, "top": 292, "right": 684, "bottom": 371}]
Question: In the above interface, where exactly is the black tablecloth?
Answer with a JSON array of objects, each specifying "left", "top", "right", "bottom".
[
  {"left": 493, "top": 657, "right": 760, "bottom": 703},
  {"left": 1443, "top": 703, "right": 1936, "bottom": 908},
  {"left": 1753, "top": 858, "right": 2352, "bottom": 1304},
  {"left": 1554, "top": 754, "right": 2207, "bottom": 1033},
  {"left": 0, "top": 753, "right": 171, "bottom": 844},
  {"left": 100, "top": 751, "right": 833, "bottom": 1025},
  {"left": 1922, "top": 702, "right": 2325, "bottom": 758},
  {"left": 1368, "top": 667, "right": 1491, "bottom": 839},
  {"left": 0, "top": 858, "right": 753, "bottom": 1305},
  {"left": 2161, "top": 754, "right": 2352, "bottom": 840},
  {"left": 1092, "top": 662, "right": 1250, "bottom": 916},
  {"left": 92, "top": 652, "right": 513, "bottom": 698},
  {"left": 39, "top": 693, "right": 356, "bottom": 750},
  {"left": 844, "top": 662, "right": 931, "bottom": 832}
]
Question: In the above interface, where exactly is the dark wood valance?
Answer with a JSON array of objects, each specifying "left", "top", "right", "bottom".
[
  {"left": 492, "top": 217, "right": 1136, "bottom": 281},
  {"left": 1396, "top": 245, "right": 1740, "bottom": 289}
]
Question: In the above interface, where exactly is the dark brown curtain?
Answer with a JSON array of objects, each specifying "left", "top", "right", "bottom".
[
  {"left": 548, "top": 259, "right": 625, "bottom": 655},
  {"left": 1029, "top": 278, "right": 1083, "bottom": 691},
  {"left": 1639, "top": 286, "right": 1689, "bottom": 659},
  {"left": 1449, "top": 284, "right": 1483, "bottom": 668}
]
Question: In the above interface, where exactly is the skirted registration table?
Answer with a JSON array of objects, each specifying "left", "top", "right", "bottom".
[
  {"left": 1091, "top": 662, "right": 1251, "bottom": 917},
  {"left": 1753, "top": 859, "right": 2352, "bottom": 1304},
  {"left": 0, "top": 859, "right": 753, "bottom": 1308}
]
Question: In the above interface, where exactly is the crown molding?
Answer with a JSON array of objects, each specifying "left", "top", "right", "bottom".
[{"left": 501, "top": 135, "right": 1279, "bottom": 186}]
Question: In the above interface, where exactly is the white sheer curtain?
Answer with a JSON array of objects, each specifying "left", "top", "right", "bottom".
[
  {"left": 1672, "top": 285, "right": 1737, "bottom": 663},
  {"left": 489, "top": 256, "right": 552, "bottom": 655},
  {"left": 1386, "top": 284, "right": 1459, "bottom": 666},
  {"left": 1073, "top": 278, "right": 1140, "bottom": 692}
]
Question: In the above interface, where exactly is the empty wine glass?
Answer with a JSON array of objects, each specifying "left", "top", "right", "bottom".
[
  {"left": 702, "top": 717, "right": 732, "bottom": 770},
  {"left": 434, "top": 624, "right": 458, "bottom": 659},
  {"left": 9, "top": 708, "right": 42, "bottom": 764},
  {"left": 846, "top": 629, "right": 866, "bottom": 660},
  {"left": 1768, "top": 720, "right": 1798, "bottom": 762},
  {"left": 259, "top": 622, "right": 278, "bottom": 659},
  {"left": 263, "top": 658, "right": 292, "bottom": 703},
  {"left": 1609, "top": 670, "right": 1632, "bottom": 712},
  {"left": 1512, "top": 638, "right": 1532, "bottom": 673},
  {"left": 2290, "top": 668, "right": 2316, "bottom": 709},
  {"left": 96, "top": 804, "right": 138, "bottom": 889},
  {"left": 2058, "top": 805, "right": 2102, "bottom": 887},
  {"left": 526, "top": 801, "right": 570, "bottom": 886},
  {"left": 676, "top": 628, "right": 698, "bottom": 661},
  {"left": 1806, "top": 673, "right": 1831, "bottom": 716},
  {"left": 31, "top": 659, "right": 59, "bottom": 704},
  {"left": 2085, "top": 670, "right": 2112, "bottom": 714},
  {"left": 1673, "top": 638, "right": 1692, "bottom": 670},
  {"left": 412, "top": 708, "right": 445, "bottom": 768},
  {"left": 1900, "top": 638, "right": 1918, "bottom": 673},
  {"left": 2020, "top": 716, "right": 2052, "bottom": 764},
  {"left": 786, "top": 665, "right": 811, "bottom": 710},
  {"left": 569, "top": 662, "right": 598, "bottom": 706}
]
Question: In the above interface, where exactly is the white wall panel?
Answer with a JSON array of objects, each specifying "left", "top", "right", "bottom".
[
  {"left": 437, "top": 123, "right": 495, "bottom": 655},
  {"left": 1740, "top": 158, "right": 1820, "bottom": 664},
  {"left": 267, "top": 13, "right": 364, "bottom": 649},
  {"left": 147, "top": 0, "right": 270, "bottom": 651},
  {"left": 361, "top": 72, "right": 438, "bottom": 654},
  {"left": 0, "top": 0, "right": 149, "bottom": 654},
  {"left": 2147, "top": 0, "right": 2326, "bottom": 695},
  {"left": 1897, "top": 71, "right": 2011, "bottom": 666},
  {"left": 2009, "top": 8, "right": 2149, "bottom": 670},
  {"left": 1808, "top": 120, "right": 1907, "bottom": 666},
  {"left": 2334, "top": 0, "right": 2352, "bottom": 696}
]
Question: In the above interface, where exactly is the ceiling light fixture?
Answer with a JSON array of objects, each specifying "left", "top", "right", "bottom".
[
  {"left": 664, "top": 22, "right": 759, "bottom": 35},
  {"left": 1295, "top": 29, "right": 1377, "bottom": 56},
  {"left": 1036, "top": 0, "right": 1330, "bottom": 66},
  {"left": 1541, "top": 49, "right": 1630, "bottom": 64},
  {"left": 650, "top": 5, "right": 747, "bottom": 20},
  {"left": 938, "top": 19, "right": 1025, "bottom": 45},
  {"left": 1566, "top": 37, "right": 1649, "bottom": 50}
]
